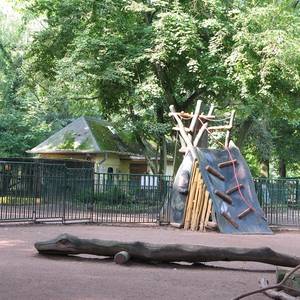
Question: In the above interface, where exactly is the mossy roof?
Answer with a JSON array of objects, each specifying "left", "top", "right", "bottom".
[{"left": 28, "top": 117, "right": 142, "bottom": 155}]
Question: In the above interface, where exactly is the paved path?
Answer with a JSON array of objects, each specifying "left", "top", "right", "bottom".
[{"left": 0, "top": 224, "right": 300, "bottom": 300}]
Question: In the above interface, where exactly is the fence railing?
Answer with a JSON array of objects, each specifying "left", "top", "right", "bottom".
[
  {"left": 0, "top": 159, "right": 299, "bottom": 226},
  {"left": 254, "top": 178, "right": 300, "bottom": 226},
  {"left": 0, "top": 160, "right": 173, "bottom": 223}
]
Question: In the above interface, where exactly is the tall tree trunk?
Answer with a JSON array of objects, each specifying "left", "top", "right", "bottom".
[
  {"left": 236, "top": 117, "right": 253, "bottom": 149},
  {"left": 260, "top": 160, "right": 269, "bottom": 178},
  {"left": 279, "top": 159, "right": 287, "bottom": 178}
]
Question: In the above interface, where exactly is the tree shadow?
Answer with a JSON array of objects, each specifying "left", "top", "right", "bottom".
[{"left": 34, "top": 253, "right": 275, "bottom": 273}]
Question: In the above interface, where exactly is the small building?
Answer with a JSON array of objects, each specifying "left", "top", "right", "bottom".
[{"left": 28, "top": 116, "right": 148, "bottom": 175}]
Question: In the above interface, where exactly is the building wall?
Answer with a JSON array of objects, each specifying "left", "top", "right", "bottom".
[{"left": 37, "top": 153, "right": 173, "bottom": 175}]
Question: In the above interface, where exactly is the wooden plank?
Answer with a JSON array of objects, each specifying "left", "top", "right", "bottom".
[
  {"left": 191, "top": 175, "right": 204, "bottom": 230},
  {"left": 189, "top": 100, "right": 202, "bottom": 133},
  {"left": 199, "top": 188, "right": 210, "bottom": 231},
  {"left": 195, "top": 182, "right": 206, "bottom": 230},
  {"left": 184, "top": 170, "right": 200, "bottom": 229},
  {"left": 207, "top": 125, "right": 232, "bottom": 131},
  {"left": 204, "top": 199, "right": 212, "bottom": 231},
  {"left": 183, "top": 162, "right": 198, "bottom": 229},
  {"left": 225, "top": 110, "right": 235, "bottom": 148}
]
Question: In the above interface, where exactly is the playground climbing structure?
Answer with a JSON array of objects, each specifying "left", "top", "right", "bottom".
[{"left": 168, "top": 101, "right": 271, "bottom": 234}]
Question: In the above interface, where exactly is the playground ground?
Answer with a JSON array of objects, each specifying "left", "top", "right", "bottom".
[{"left": 0, "top": 224, "right": 300, "bottom": 300}]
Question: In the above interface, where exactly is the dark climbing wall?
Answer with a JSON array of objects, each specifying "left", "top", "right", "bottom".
[{"left": 198, "top": 142, "right": 272, "bottom": 234}]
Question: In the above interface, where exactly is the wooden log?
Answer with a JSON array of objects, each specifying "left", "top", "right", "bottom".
[
  {"left": 207, "top": 125, "right": 232, "bottom": 131},
  {"left": 114, "top": 251, "right": 131, "bottom": 264},
  {"left": 215, "top": 190, "right": 232, "bottom": 205},
  {"left": 225, "top": 110, "right": 235, "bottom": 148},
  {"left": 221, "top": 212, "right": 239, "bottom": 228},
  {"left": 191, "top": 175, "right": 204, "bottom": 231},
  {"left": 35, "top": 233, "right": 300, "bottom": 268},
  {"left": 193, "top": 104, "right": 215, "bottom": 147},
  {"left": 169, "top": 105, "right": 199, "bottom": 160},
  {"left": 205, "top": 165, "right": 225, "bottom": 181},
  {"left": 204, "top": 199, "right": 212, "bottom": 231},
  {"left": 186, "top": 171, "right": 200, "bottom": 229},
  {"left": 193, "top": 179, "right": 205, "bottom": 231},
  {"left": 226, "top": 184, "right": 244, "bottom": 195},
  {"left": 199, "top": 189, "right": 210, "bottom": 231},
  {"left": 238, "top": 207, "right": 253, "bottom": 219},
  {"left": 218, "top": 159, "right": 237, "bottom": 168},
  {"left": 183, "top": 163, "right": 198, "bottom": 229}
]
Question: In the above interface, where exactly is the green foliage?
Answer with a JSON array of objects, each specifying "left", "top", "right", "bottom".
[{"left": 0, "top": 0, "right": 300, "bottom": 175}]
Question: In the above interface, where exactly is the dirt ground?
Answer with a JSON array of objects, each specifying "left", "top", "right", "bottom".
[{"left": 0, "top": 224, "right": 300, "bottom": 300}]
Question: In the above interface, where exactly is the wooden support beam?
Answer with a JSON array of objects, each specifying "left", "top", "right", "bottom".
[
  {"left": 238, "top": 207, "right": 253, "bottom": 219},
  {"left": 226, "top": 184, "right": 244, "bottom": 195},
  {"left": 225, "top": 110, "right": 235, "bottom": 148},
  {"left": 207, "top": 125, "right": 232, "bottom": 131},
  {"left": 188, "top": 100, "right": 202, "bottom": 133},
  {"left": 221, "top": 212, "right": 239, "bottom": 229},
  {"left": 218, "top": 159, "right": 237, "bottom": 168},
  {"left": 172, "top": 126, "right": 191, "bottom": 132},
  {"left": 193, "top": 104, "right": 215, "bottom": 147},
  {"left": 205, "top": 165, "right": 225, "bottom": 181},
  {"left": 215, "top": 190, "right": 233, "bottom": 205},
  {"left": 169, "top": 105, "right": 198, "bottom": 160}
]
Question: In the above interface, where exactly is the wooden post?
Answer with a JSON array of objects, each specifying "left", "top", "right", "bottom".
[{"left": 225, "top": 110, "right": 235, "bottom": 148}]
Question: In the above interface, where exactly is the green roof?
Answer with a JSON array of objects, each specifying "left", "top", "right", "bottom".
[{"left": 28, "top": 117, "right": 141, "bottom": 155}]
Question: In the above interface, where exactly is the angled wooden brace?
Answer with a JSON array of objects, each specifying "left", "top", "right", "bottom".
[
  {"left": 169, "top": 105, "right": 199, "bottom": 160},
  {"left": 193, "top": 104, "right": 215, "bottom": 147}
]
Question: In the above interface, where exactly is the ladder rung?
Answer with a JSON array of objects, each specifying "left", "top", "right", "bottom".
[
  {"left": 238, "top": 207, "right": 253, "bottom": 219},
  {"left": 215, "top": 190, "right": 232, "bottom": 205},
  {"left": 205, "top": 166, "right": 225, "bottom": 181},
  {"left": 221, "top": 212, "right": 239, "bottom": 228},
  {"left": 226, "top": 184, "right": 244, "bottom": 195},
  {"left": 218, "top": 159, "right": 237, "bottom": 168}
]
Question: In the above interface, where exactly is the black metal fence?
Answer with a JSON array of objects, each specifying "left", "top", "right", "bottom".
[
  {"left": 0, "top": 160, "right": 299, "bottom": 226},
  {"left": 0, "top": 161, "right": 172, "bottom": 224},
  {"left": 255, "top": 178, "right": 300, "bottom": 226}
]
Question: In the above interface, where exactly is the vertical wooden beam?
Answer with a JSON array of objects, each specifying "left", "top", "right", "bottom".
[
  {"left": 189, "top": 100, "right": 202, "bottom": 133},
  {"left": 193, "top": 104, "right": 215, "bottom": 147},
  {"left": 169, "top": 105, "right": 199, "bottom": 160},
  {"left": 225, "top": 110, "right": 235, "bottom": 148}
]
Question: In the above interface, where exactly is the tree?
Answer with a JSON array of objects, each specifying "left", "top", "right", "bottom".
[{"left": 8, "top": 0, "right": 300, "bottom": 174}]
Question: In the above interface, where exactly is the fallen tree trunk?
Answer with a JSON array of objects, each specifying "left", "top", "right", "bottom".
[{"left": 35, "top": 233, "right": 300, "bottom": 268}]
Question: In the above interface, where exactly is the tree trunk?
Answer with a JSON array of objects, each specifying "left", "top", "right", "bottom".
[
  {"left": 279, "top": 159, "right": 287, "bottom": 178},
  {"left": 35, "top": 234, "right": 300, "bottom": 268},
  {"left": 260, "top": 160, "right": 269, "bottom": 178},
  {"left": 236, "top": 117, "right": 253, "bottom": 149}
]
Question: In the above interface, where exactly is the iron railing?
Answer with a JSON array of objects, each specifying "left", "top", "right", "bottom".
[
  {"left": 0, "top": 160, "right": 299, "bottom": 226},
  {"left": 0, "top": 161, "right": 172, "bottom": 224},
  {"left": 254, "top": 178, "right": 300, "bottom": 226}
]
